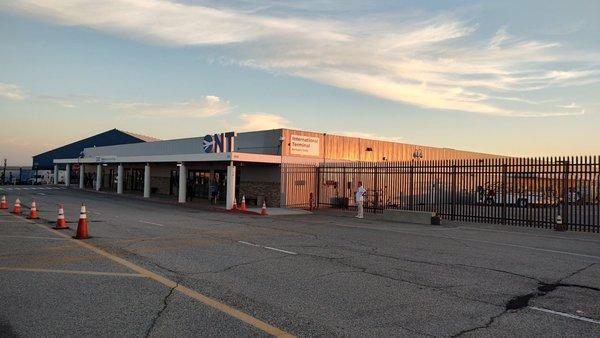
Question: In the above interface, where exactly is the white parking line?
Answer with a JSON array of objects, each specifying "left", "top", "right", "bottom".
[
  {"left": 237, "top": 240, "right": 297, "bottom": 255},
  {"left": 238, "top": 240, "right": 260, "bottom": 247},
  {"left": 138, "top": 220, "right": 165, "bottom": 227},
  {"left": 263, "top": 246, "right": 298, "bottom": 255},
  {"left": 529, "top": 306, "right": 600, "bottom": 325}
]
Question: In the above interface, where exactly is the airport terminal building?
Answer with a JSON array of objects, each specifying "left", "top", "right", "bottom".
[{"left": 52, "top": 128, "right": 496, "bottom": 208}]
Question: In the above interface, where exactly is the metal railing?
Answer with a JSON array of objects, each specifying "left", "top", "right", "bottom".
[{"left": 282, "top": 157, "right": 600, "bottom": 232}]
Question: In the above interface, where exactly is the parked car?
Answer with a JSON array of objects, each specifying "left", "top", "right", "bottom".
[
  {"left": 505, "top": 192, "right": 560, "bottom": 207},
  {"left": 557, "top": 189, "right": 583, "bottom": 205},
  {"left": 477, "top": 190, "right": 560, "bottom": 207}
]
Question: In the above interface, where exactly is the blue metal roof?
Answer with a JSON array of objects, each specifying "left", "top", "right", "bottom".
[{"left": 32, "top": 129, "right": 155, "bottom": 170}]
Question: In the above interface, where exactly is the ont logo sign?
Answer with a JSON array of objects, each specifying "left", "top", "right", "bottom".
[{"left": 203, "top": 132, "right": 236, "bottom": 153}]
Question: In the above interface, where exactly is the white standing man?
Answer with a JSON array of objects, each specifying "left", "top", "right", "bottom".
[{"left": 355, "top": 181, "right": 367, "bottom": 219}]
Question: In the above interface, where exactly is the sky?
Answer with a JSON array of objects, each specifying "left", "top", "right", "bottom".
[{"left": 0, "top": 0, "right": 599, "bottom": 166}]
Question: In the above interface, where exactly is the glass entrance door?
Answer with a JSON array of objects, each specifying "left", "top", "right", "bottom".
[
  {"left": 125, "top": 168, "right": 144, "bottom": 192},
  {"left": 188, "top": 170, "right": 211, "bottom": 199}
]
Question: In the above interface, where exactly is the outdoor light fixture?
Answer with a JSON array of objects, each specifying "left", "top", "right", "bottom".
[
  {"left": 366, "top": 147, "right": 373, "bottom": 152},
  {"left": 412, "top": 149, "right": 423, "bottom": 159},
  {"left": 176, "top": 163, "right": 182, "bottom": 167}
]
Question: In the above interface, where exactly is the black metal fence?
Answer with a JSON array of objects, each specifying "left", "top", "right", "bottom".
[{"left": 282, "top": 157, "right": 600, "bottom": 233}]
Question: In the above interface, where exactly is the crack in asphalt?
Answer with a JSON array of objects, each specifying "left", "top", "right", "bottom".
[
  {"left": 144, "top": 280, "right": 179, "bottom": 338},
  {"left": 151, "top": 261, "right": 185, "bottom": 276},
  {"left": 198, "top": 255, "right": 292, "bottom": 274},
  {"left": 450, "top": 309, "right": 506, "bottom": 338},
  {"left": 333, "top": 246, "right": 544, "bottom": 283},
  {"left": 559, "top": 262, "right": 596, "bottom": 282},
  {"left": 304, "top": 252, "right": 503, "bottom": 308},
  {"left": 451, "top": 263, "right": 599, "bottom": 337}
]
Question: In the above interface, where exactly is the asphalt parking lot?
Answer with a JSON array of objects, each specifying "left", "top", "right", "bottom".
[{"left": 1, "top": 186, "right": 599, "bottom": 337}]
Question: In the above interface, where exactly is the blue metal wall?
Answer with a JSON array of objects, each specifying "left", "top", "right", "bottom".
[{"left": 32, "top": 129, "right": 148, "bottom": 170}]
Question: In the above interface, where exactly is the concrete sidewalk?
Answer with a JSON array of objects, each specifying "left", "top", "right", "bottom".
[{"left": 63, "top": 186, "right": 312, "bottom": 216}]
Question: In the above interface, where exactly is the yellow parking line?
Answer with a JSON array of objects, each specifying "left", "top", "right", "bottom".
[
  {"left": 3, "top": 211, "right": 294, "bottom": 337},
  {"left": 0, "top": 267, "right": 144, "bottom": 277}
]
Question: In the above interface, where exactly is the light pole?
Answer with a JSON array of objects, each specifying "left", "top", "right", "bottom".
[{"left": 409, "top": 149, "right": 423, "bottom": 210}]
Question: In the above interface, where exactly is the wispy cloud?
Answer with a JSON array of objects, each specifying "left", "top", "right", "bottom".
[
  {"left": 237, "top": 113, "right": 290, "bottom": 131},
  {"left": 557, "top": 102, "right": 582, "bottom": 109},
  {"left": 0, "top": 83, "right": 26, "bottom": 101},
  {"left": 2, "top": 0, "right": 598, "bottom": 117},
  {"left": 118, "top": 95, "right": 233, "bottom": 118},
  {"left": 36, "top": 95, "right": 77, "bottom": 108}
]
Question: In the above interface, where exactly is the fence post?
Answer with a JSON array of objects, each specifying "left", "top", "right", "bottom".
[
  {"left": 374, "top": 165, "right": 379, "bottom": 211},
  {"left": 409, "top": 162, "right": 414, "bottom": 210},
  {"left": 562, "top": 160, "right": 569, "bottom": 229},
  {"left": 342, "top": 167, "right": 347, "bottom": 201},
  {"left": 315, "top": 166, "right": 321, "bottom": 209},
  {"left": 451, "top": 164, "right": 456, "bottom": 220},
  {"left": 501, "top": 163, "right": 507, "bottom": 224}
]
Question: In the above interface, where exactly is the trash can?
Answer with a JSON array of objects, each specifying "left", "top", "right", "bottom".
[
  {"left": 257, "top": 195, "right": 266, "bottom": 206},
  {"left": 330, "top": 197, "right": 349, "bottom": 209}
]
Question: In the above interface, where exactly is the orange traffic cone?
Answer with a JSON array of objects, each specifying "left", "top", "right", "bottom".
[
  {"left": 240, "top": 195, "right": 248, "bottom": 211},
  {"left": 0, "top": 195, "right": 7, "bottom": 209},
  {"left": 231, "top": 197, "right": 238, "bottom": 210},
  {"left": 260, "top": 201, "right": 268, "bottom": 216},
  {"left": 73, "top": 203, "right": 90, "bottom": 239},
  {"left": 26, "top": 200, "right": 39, "bottom": 219},
  {"left": 11, "top": 198, "right": 22, "bottom": 215},
  {"left": 53, "top": 204, "right": 69, "bottom": 230}
]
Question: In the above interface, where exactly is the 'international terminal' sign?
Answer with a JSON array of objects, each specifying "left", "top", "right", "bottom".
[{"left": 290, "top": 134, "right": 320, "bottom": 156}]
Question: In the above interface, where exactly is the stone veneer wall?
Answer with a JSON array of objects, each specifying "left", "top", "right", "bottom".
[
  {"left": 150, "top": 176, "right": 172, "bottom": 195},
  {"left": 238, "top": 181, "right": 280, "bottom": 207}
]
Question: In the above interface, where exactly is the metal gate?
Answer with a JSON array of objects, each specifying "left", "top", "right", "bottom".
[{"left": 282, "top": 157, "right": 600, "bottom": 232}]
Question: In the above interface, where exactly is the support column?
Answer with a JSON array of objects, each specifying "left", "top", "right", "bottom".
[
  {"left": 178, "top": 163, "right": 187, "bottom": 203},
  {"left": 53, "top": 165, "right": 59, "bottom": 185},
  {"left": 143, "top": 163, "right": 151, "bottom": 198},
  {"left": 96, "top": 164, "right": 102, "bottom": 191},
  {"left": 209, "top": 169, "right": 215, "bottom": 204},
  {"left": 226, "top": 163, "right": 236, "bottom": 209},
  {"left": 65, "top": 164, "right": 71, "bottom": 187},
  {"left": 117, "top": 164, "right": 124, "bottom": 194},
  {"left": 79, "top": 164, "right": 85, "bottom": 189}
]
